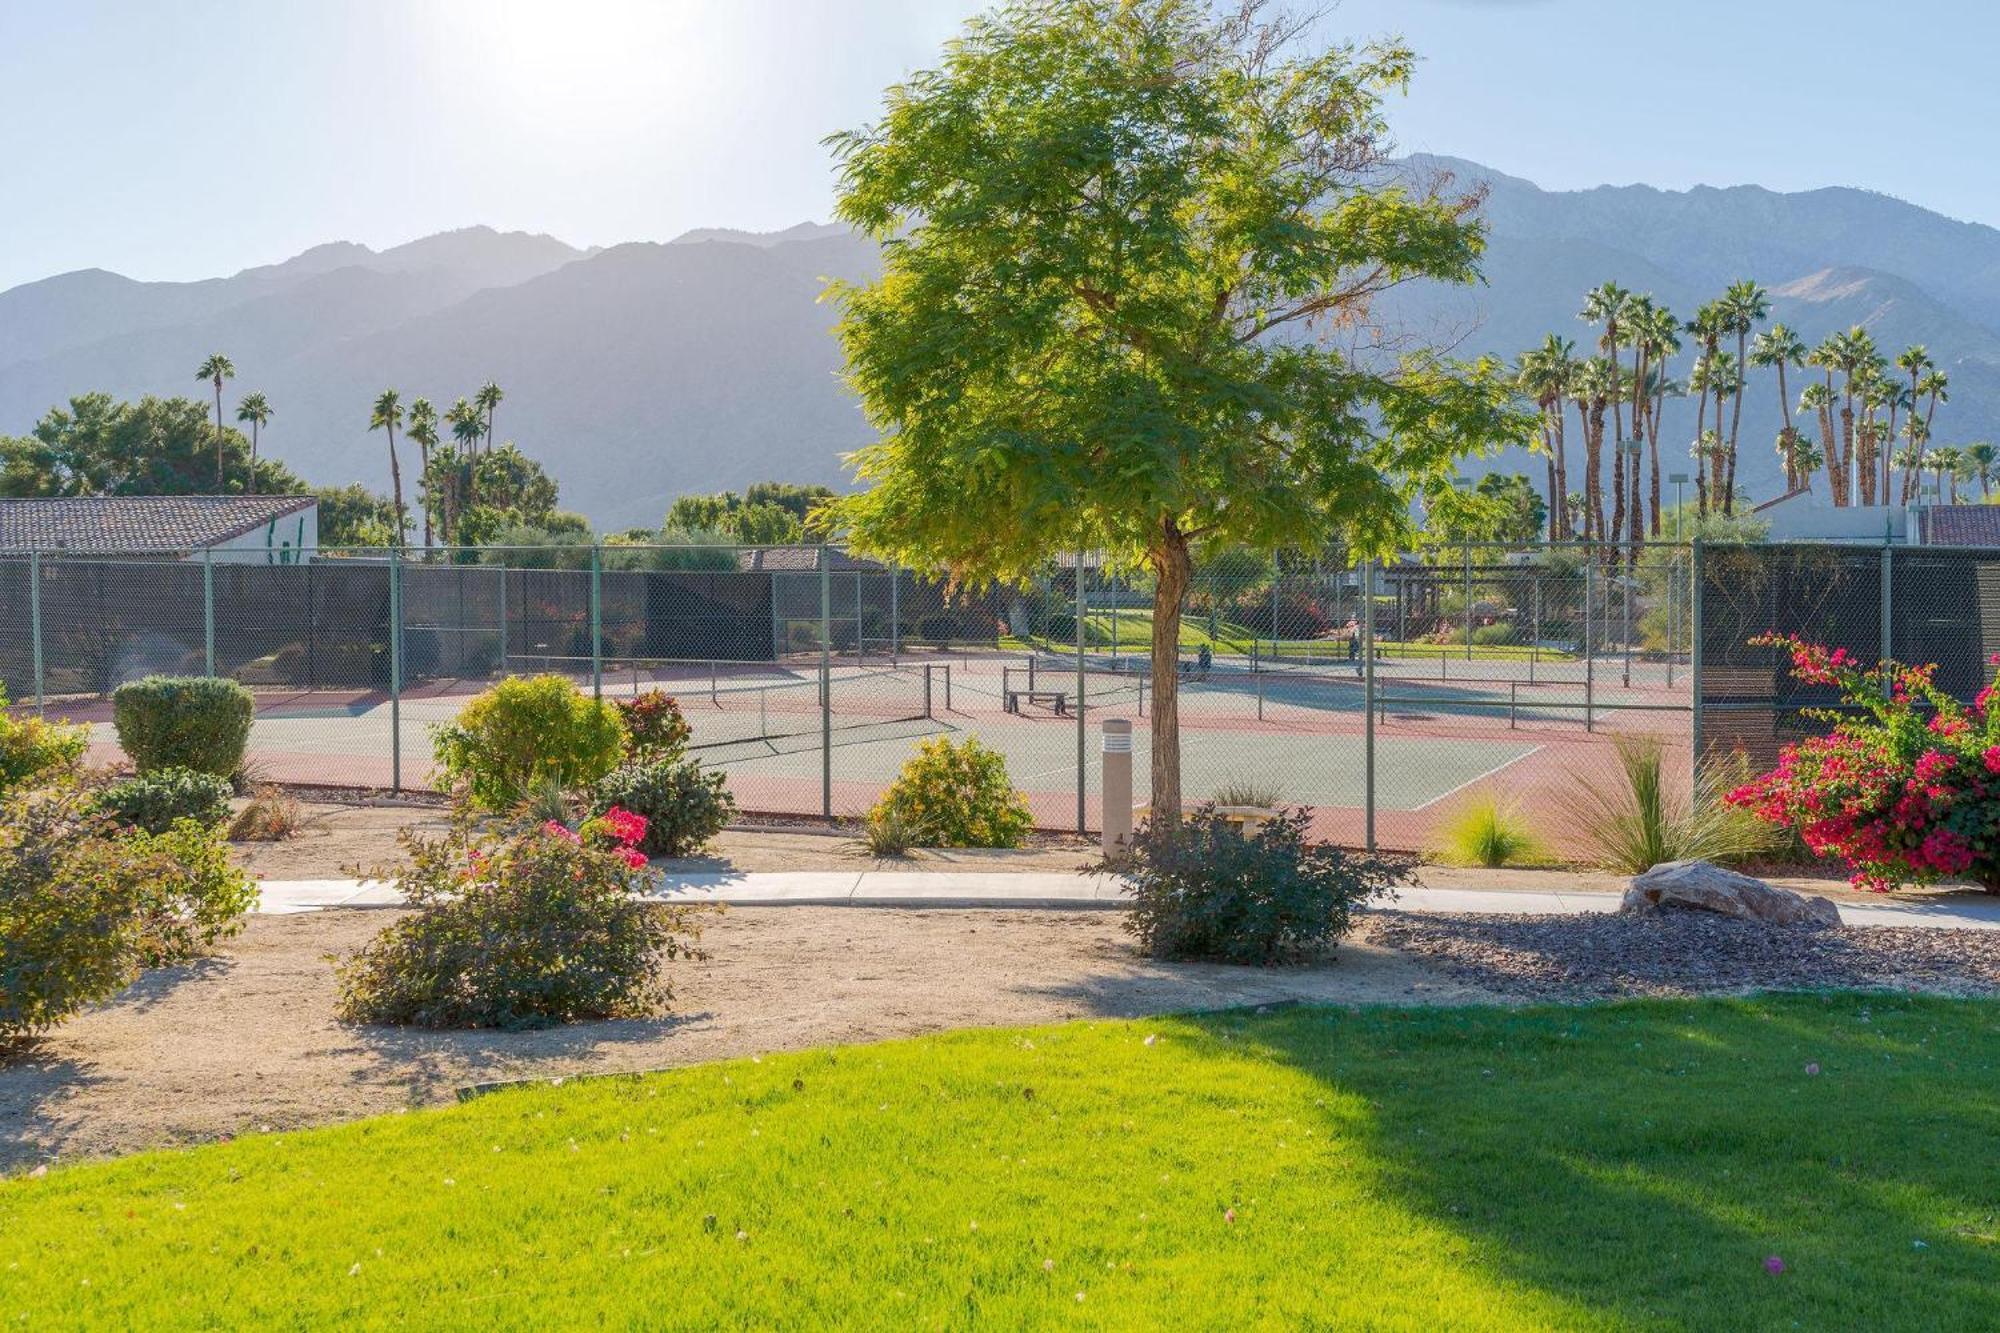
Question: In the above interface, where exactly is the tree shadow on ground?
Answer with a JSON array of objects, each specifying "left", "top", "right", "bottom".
[
  {"left": 1171, "top": 994, "right": 2000, "bottom": 1329},
  {"left": 332, "top": 1011, "right": 716, "bottom": 1104}
]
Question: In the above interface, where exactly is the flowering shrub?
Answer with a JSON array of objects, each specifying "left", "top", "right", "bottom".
[
  {"left": 334, "top": 804, "right": 702, "bottom": 1029},
  {"left": 616, "top": 690, "right": 693, "bottom": 764},
  {"left": 594, "top": 761, "right": 736, "bottom": 857},
  {"left": 1726, "top": 634, "right": 2000, "bottom": 892}
]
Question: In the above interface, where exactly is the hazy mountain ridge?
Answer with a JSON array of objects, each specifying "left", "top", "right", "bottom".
[{"left": 5, "top": 164, "right": 2000, "bottom": 526}]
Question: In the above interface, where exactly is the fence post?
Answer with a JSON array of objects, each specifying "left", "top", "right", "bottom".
[
  {"left": 820, "top": 552, "right": 832, "bottom": 818},
  {"left": 389, "top": 549, "right": 403, "bottom": 793},
  {"left": 1272, "top": 550, "right": 1282, "bottom": 665},
  {"left": 1689, "top": 539, "right": 1705, "bottom": 798},
  {"left": 890, "top": 562, "right": 900, "bottom": 662},
  {"left": 589, "top": 545, "right": 602, "bottom": 700},
  {"left": 1362, "top": 556, "right": 1377, "bottom": 853},
  {"left": 1462, "top": 542, "right": 1473, "bottom": 660},
  {"left": 496, "top": 564, "right": 507, "bottom": 677},
  {"left": 1530, "top": 575, "right": 1540, "bottom": 685},
  {"left": 1880, "top": 540, "right": 1894, "bottom": 679},
  {"left": 202, "top": 547, "right": 216, "bottom": 678},
  {"left": 1076, "top": 551, "right": 1087, "bottom": 835},
  {"left": 1583, "top": 551, "right": 1595, "bottom": 733},
  {"left": 28, "top": 548, "right": 44, "bottom": 717}
]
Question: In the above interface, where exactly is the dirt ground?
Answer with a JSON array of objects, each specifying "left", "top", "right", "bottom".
[{"left": 0, "top": 907, "right": 1501, "bottom": 1172}]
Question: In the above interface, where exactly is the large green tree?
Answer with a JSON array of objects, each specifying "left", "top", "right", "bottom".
[
  {"left": 824, "top": 0, "right": 1525, "bottom": 817},
  {"left": 0, "top": 393, "right": 300, "bottom": 498}
]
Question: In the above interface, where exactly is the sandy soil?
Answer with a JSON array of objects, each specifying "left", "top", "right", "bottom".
[
  {"left": 230, "top": 800, "right": 1104, "bottom": 881},
  {"left": 0, "top": 907, "right": 1498, "bottom": 1172}
]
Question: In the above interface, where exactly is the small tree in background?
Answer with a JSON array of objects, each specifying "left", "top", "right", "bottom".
[{"left": 825, "top": 0, "right": 1526, "bottom": 819}]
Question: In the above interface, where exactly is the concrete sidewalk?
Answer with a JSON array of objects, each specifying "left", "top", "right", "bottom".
[{"left": 253, "top": 871, "right": 2000, "bottom": 930}]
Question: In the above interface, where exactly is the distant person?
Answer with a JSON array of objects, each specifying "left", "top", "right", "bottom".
[
  {"left": 1197, "top": 643, "right": 1212, "bottom": 674},
  {"left": 1345, "top": 618, "right": 1360, "bottom": 663}
]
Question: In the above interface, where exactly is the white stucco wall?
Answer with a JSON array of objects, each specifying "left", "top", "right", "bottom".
[{"left": 205, "top": 505, "right": 318, "bottom": 564}]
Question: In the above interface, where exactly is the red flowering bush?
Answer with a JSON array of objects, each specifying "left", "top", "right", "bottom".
[
  {"left": 1726, "top": 634, "right": 2000, "bottom": 892},
  {"left": 616, "top": 690, "right": 693, "bottom": 764},
  {"left": 335, "top": 803, "right": 700, "bottom": 1028}
]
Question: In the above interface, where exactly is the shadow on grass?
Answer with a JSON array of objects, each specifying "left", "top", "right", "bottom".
[
  {"left": 1177, "top": 994, "right": 2000, "bottom": 1328},
  {"left": 333, "top": 1011, "right": 717, "bottom": 1103}
]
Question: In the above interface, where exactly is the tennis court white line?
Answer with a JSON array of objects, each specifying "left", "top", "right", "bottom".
[{"left": 1409, "top": 744, "right": 1547, "bottom": 813}]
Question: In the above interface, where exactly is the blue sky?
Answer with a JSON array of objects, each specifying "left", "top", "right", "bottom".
[{"left": 1, "top": 0, "right": 1993, "bottom": 291}]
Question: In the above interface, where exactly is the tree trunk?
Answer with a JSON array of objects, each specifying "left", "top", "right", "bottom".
[
  {"left": 388, "top": 427, "right": 406, "bottom": 549},
  {"left": 248, "top": 423, "right": 259, "bottom": 497},
  {"left": 1148, "top": 521, "right": 1192, "bottom": 826},
  {"left": 419, "top": 443, "right": 433, "bottom": 548},
  {"left": 1723, "top": 333, "right": 1747, "bottom": 513},
  {"left": 213, "top": 383, "right": 225, "bottom": 492},
  {"left": 1774, "top": 362, "right": 1793, "bottom": 492}
]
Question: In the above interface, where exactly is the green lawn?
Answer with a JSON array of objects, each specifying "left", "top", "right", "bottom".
[
  {"left": 1004, "top": 609, "right": 1580, "bottom": 664},
  {"left": 6, "top": 996, "right": 1998, "bottom": 1328}
]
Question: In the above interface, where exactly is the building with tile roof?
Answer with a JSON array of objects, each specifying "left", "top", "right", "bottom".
[{"left": 0, "top": 496, "right": 317, "bottom": 562}]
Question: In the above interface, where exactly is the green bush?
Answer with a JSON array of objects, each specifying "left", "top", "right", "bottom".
[
  {"left": 111, "top": 676, "right": 255, "bottom": 777},
  {"left": 124, "top": 820, "right": 258, "bottom": 966},
  {"left": 1434, "top": 794, "right": 1547, "bottom": 868},
  {"left": 0, "top": 785, "right": 147, "bottom": 1042},
  {"left": 868, "top": 736, "right": 1032, "bottom": 848},
  {"left": 616, "top": 690, "right": 692, "bottom": 764},
  {"left": 1573, "top": 734, "right": 1773, "bottom": 874},
  {"left": 1469, "top": 622, "right": 1520, "bottom": 647},
  {"left": 334, "top": 810, "right": 703, "bottom": 1029},
  {"left": 96, "top": 767, "right": 234, "bottom": 835},
  {"left": 1118, "top": 805, "right": 1410, "bottom": 964},
  {"left": 0, "top": 690, "right": 89, "bottom": 793},
  {"left": 594, "top": 760, "right": 736, "bottom": 858},
  {"left": 431, "top": 675, "right": 627, "bottom": 811}
]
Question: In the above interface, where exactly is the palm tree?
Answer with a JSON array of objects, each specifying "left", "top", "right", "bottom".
[
  {"left": 407, "top": 398, "right": 439, "bottom": 548},
  {"left": 1908, "top": 368, "right": 1951, "bottom": 503},
  {"left": 1930, "top": 445, "right": 1966, "bottom": 505},
  {"left": 1716, "top": 280, "right": 1769, "bottom": 512},
  {"left": 475, "top": 380, "right": 504, "bottom": 455},
  {"left": 234, "top": 392, "right": 272, "bottom": 496},
  {"left": 1965, "top": 441, "right": 1998, "bottom": 500},
  {"left": 1894, "top": 346, "right": 1934, "bottom": 501},
  {"left": 195, "top": 353, "right": 236, "bottom": 490},
  {"left": 1685, "top": 303, "right": 1725, "bottom": 514},
  {"left": 1518, "top": 335, "right": 1578, "bottom": 539},
  {"left": 1580, "top": 284, "right": 1631, "bottom": 548},
  {"left": 370, "top": 390, "right": 407, "bottom": 547},
  {"left": 1750, "top": 323, "right": 1806, "bottom": 491},
  {"left": 446, "top": 397, "right": 485, "bottom": 533},
  {"left": 1634, "top": 302, "right": 1681, "bottom": 532},
  {"left": 1688, "top": 345, "right": 1737, "bottom": 514},
  {"left": 1570, "top": 356, "right": 1617, "bottom": 541}
]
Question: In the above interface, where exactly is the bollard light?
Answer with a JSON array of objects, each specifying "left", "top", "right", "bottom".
[{"left": 1101, "top": 717, "right": 1134, "bottom": 855}]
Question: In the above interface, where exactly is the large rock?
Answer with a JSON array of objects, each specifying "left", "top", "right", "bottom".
[{"left": 1621, "top": 860, "right": 1841, "bottom": 928}]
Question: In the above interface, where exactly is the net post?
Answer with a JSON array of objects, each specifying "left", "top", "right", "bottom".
[
  {"left": 1076, "top": 550, "right": 1087, "bottom": 836},
  {"left": 589, "top": 544, "right": 602, "bottom": 700},
  {"left": 29, "top": 548, "right": 44, "bottom": 717},
  {"left": 820, "top": 551, "right": 832, "bottom": 818},
  {"left": 890, "top": 561, "right": 900, "bottom": 663},
  {"left": 1362, "top": 556, "right": 1377, "bottom": 853},
  {"left": 1880, "top": 539, "right": 1893, "bottom": 682},
  {"left": 203, "top": 547, "right": 216, "bottom": 678},
  {"left": 1463, "top": 541, "right": 1472, "bottom": 661},
  {"left": 944, "top": 661, "right": 952, "bottom": 714},
  {"left": 1583, "top": 549, "right": 1596, "bottom": 733},
  {"left": 390, "top": 548, "right": 404, "bottom": 793},
  {"left": 924, "top": 663, "right": 933, "bottom": 720}
]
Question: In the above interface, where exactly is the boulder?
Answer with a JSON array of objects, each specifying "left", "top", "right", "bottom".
[{"left": 1621, "top": 860, "right": 1840, "bottom": 928}]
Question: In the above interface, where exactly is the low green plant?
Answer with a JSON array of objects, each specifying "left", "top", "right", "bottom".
[
  {"left": 1118, "top": 805, "right": 1411, "bottom": 964},
  {"left": 111, "top": 676, "right": 255, "bottom": 777},
  {"left": 125, "top": 820, "right": 258, "bottom": 966},
  {"left": 1434, "top": 794, "right": 1546, "bottom": 869},
  {"left": 431, "top": 675, "right": 627, "bottom": 811},
  {"left": 616, "top": 690, "right": 692, "bottom": 764},
  {"left": 334, "top": 807, "right": 703, "bottom": 1029},
  {"left": 96, "top": 767, "right": 233, "bottom": 835},
  {"left": 1573, "top": 733, "right": 1773, "bottom": 874},
  {"left": 868, "top": 737, "right": 1032, "bottom": 848},
  {"left": 858, "top": 805, "right": 915, "bottom": 857},
  {"left": 0, "top": 785, "right": 147, "bottom": 1042},
  {"left": 0, "top": 690, "right": 89, "bottom": 792},
  {"left": 593, "top": 760, "right": 736, "bottom": 858},
  {"left": 511, "top": 774, "right": 580, "bottom": 829}
]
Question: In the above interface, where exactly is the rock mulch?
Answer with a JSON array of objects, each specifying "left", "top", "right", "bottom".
[{"left": 1364, "top": 910, "right": 2000, "bottom": 1000}]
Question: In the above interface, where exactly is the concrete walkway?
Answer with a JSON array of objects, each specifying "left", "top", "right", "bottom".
[{"left": 253, "top": 872, "right": 2000, "bottom": 930}]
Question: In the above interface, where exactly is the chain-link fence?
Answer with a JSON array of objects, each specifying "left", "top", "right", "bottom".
[{"left": 0, "top": 540, "right": 1723, "bottom": 854}]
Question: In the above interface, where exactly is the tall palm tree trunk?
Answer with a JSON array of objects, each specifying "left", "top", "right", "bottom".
[{"left": 212, "top": 382, "right": 226, "bottom": 491}]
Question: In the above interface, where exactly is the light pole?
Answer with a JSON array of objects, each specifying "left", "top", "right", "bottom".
[{"left": 1620, "top": 440, "right": 1642, "bottom": 686}]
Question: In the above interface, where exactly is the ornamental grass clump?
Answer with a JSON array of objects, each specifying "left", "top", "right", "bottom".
[{"left": 1727, "top": 634, "right": 2000, "bottom": 892}]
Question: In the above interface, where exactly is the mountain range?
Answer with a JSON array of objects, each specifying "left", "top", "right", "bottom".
[{"left": 4, "top": 158, "right": 2000, "bottom": 529}]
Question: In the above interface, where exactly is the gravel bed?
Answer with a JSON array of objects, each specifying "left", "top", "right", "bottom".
[{"left": 1363, "top": 909, "right": 2000, "bottom": 1000}]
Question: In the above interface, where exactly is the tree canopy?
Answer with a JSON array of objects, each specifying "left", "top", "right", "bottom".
[
  {"left": 823, "top": 0, "right": 1527, "bottom": 814},
  {"left": 0, "top": 393, "right": 302, "bottom": 498}
]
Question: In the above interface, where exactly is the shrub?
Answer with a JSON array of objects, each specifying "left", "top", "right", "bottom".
[
  {"left": 124, "top": 820, "right": 258, "bottom": 966},
  {"left": 594, "top": 760, "right": 736, "bottom": 857},
  {"left": 1213, "top": 778, "right": 1283, "bottom": 809},
  {"left": 0, "top": 785, "right": 146, "bottom": 1042},
  {"left": 1119, "top": 805, "right": 1410, "bottom": 964},
  {"left": 1727, "top": 635, "right": 2000, "bottom": 892},
  {"left": 431, "top": 674, "right": 627, "bottom": 811},
  {"left": 1469, "top": 622, "right": 1520, "bottom": 647},
  {"left": 869, "top": 736, "right": 1032, "bottom": 848},
  {"left": 96, "top": 767, "right": 234, "bottom": 835},
  {"left": 334, "top": 808, "right": 703, "bottom": 1029},
  {"left": 228, "top": 785, "right": 305, "bottom": 841},
  {"left": 617, "top": 690, "right": 692, "bottom": 764},
  {"left": 0, "top": 691, "right": 89, "bottom": 792},
  {"left": 1575, "top": 732, "right": 1771, "bottom": 875},
  {"left": 858, "top": 805, "right": 915, "bottom": 857},
  {"left": 1435, "top": 794, "right": 1546, "bottom": 868},
  {"left": 111, "top": 676, "right": 255, "bottom": 777}
]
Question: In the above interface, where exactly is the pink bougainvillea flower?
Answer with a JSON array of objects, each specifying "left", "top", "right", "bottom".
[{"left": 543, "top": 820, "right": 581, "bottom": 844}]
